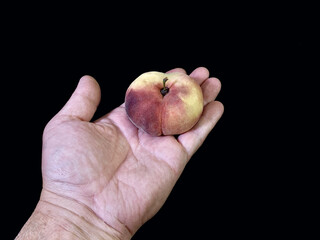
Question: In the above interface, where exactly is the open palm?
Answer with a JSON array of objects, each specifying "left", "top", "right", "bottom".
[{"left": 41, "top": 67, "right": 224, "bottom": 237}]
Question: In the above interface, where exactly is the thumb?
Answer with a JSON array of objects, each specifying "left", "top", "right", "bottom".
[{"left": 56, "top": 75, "right": 101, "bottom": 121}]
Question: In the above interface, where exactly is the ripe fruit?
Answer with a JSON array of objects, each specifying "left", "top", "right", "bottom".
[{"left": 125, "top": 71, "right": 203, "bottom": 136}]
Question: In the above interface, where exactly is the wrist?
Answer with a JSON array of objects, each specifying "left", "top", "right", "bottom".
[{"left": 16, "top": 190, "right": 129, "bottom": 240}]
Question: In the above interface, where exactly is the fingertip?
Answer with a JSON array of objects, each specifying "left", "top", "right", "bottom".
[
  {"left": 79, "top": 75, "right": 100, "bottom": 90},
  {"left": 55, "top": 75, "right": 101, "bottom": 122},
  {"left": 79, "top": 75, "right": 95, "bottom": 84},
  {"left": 203, "top": 101, "right": 224, "bottom": 120},
  {"left": 213, "top": 100, "right": 224, "bottom": 116},
  {"left": 190, "top": 67, "right": 210, "bottom": 78},
  {"left": 212, "top": 77, "right": 222, "bottom": 97},
  {"left": 80, "top": 74, "right": 95, "bottom": 81},
  {"left": 77, "top": 75, "right": 101, "bottom": 102},
  {"left": 211, "top": 77, "right": 222, "bottom": 89},
  {"left": 201, "top": 77, "right": 222, "bottom": 106}
]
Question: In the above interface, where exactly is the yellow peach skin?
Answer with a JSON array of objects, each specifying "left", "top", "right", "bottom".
[{"left": 125, "top": 71, "right": 203, "bottom": 136}]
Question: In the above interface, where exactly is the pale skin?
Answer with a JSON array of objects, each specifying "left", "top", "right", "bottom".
[{"left": 16, "top": 67, "right": 224, "bottom": 240}]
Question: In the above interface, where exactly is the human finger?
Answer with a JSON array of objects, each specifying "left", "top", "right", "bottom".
[
  {"left": 56, "top": 75, "right": 101, "bottom": 121},
  {"left": 201, "top": 77, "right": 222, "bottom": 106},
  {"left": 189, "top": 67, "right": 210, "bottom": 85},
  {"left": 178, "top": 101, "right": 224, "bottom": 158}
]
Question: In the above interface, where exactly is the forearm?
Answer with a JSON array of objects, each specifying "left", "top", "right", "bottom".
[{"left": 15, "top": 190, "right": 125, "bottom": 240}]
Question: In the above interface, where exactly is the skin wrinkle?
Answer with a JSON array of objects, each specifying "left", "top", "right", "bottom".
[
  {"left": 59, "top": 184, "right": 126, "bottom": 239},
  {"left": 44, "top": 115, "right": 78, "bottom": 140},
  {"left": 103, "top": 177, "right": 136, "bottom": 236},
  {"left": 95, "top": 122, "right": 125, "bottom": 163},
  {"left": 94, "top": 154, "right": 141, "bottom": 236},
  {"left": 116, "top": 177, "right": 142, "bottom": 222},
  {"left": 138, "top": 133, "right": 182, "bottom": 177},
  {"left": 93, "top": 124, "right": 118, "bottom": 172},
  {"left": 128, "top": 131, "right": 179, "bottom": 193},
  {"left": 90, "top": 118, "right": 137, "bottom": 236},
  {"left": 93, "top": 199, "right": 129, "bottom": 239},
  {"left": 122, "top": 147, "right": 147, "bottom": 221},
  {"left": 42, "top": 210, "right": 78, "bottom": 238},
  {"left": 128, "top": 142, "right": 177, "bottom": 228},
  {"left": 40, "top": 199, "right": 118, "bottom": 239}
]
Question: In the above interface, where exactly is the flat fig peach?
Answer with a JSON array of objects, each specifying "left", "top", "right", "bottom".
[{"left": 125, "top": 71, "right": 203, "bottom": 136}]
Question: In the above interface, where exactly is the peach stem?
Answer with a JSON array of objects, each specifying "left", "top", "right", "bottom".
[{"left": 160, "top": 77, "right": 169, "bottom": 96}]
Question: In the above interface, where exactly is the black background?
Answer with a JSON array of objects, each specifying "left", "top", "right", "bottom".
[{"left": 3, "top": 2, "right": 316, "bottom": 239}]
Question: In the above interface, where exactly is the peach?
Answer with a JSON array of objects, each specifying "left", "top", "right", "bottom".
[{"left": 125, "top": 71, "right": 203, "bottom": 136}]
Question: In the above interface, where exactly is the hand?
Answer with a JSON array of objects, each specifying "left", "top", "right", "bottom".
[{"left": 17, "top": 67, "right": 223, "bottom": 239}]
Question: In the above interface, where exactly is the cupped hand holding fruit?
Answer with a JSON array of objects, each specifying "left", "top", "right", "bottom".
[{"left": 24, "top": 67, "right": 224, "bottom": 240}]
